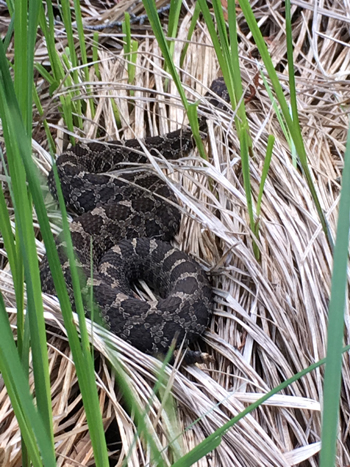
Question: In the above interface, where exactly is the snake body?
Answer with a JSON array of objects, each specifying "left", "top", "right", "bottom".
[{"left": 41, "top": 78, "right": 228, "bottom": 355}]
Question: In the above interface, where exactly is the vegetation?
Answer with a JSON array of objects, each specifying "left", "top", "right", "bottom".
[{"left": 0, "top": 0, "right": 349, "bottom": 465}]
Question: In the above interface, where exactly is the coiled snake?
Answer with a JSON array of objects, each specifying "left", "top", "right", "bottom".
[{"left": 40, "top": 78, "right": 229, "bottom": 357}]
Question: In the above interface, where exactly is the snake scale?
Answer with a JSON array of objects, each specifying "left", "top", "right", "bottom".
[{"left": 40, "top": 78, "right": 229, "bottom": 357}]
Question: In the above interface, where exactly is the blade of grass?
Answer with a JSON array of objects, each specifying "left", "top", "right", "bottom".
[
  {"left": 47, "top": 168, "right": 110, "bottom": 466},
  {"left": 14, "top": 0, "right": 29, "bottom": 130},
  {"left": 163, "top": 0, "right": 181, "bottom": 91},
  {"left": 0, "top": 36, "right": 110, "bottom": 467},
  {"left": 3, "top": 12, "right": 15, "bottom": 51},
  {"left": 167, "top": 0, "right": 182, "bottom": 50},
  {"left": 0, "top": 149, "right": 24, "bottom": 317},
  {"left": 38, "top": 0, "right": 63, "bottom": 85},
  {"left": 10, "top": 1, "right": 55, "bottom": 455},
  {"left": 319, "top": 123, "right": 350, "bottom": 465},
  {"left": 38, "top": 1, "right": 76, "bottom": 142},
  {"left": 256, "top": 135, "right": 274, "bottom": 216},
  {"left": 72, "top": 0, "right": 88, "bottom": 80},
  {"left": 171, "top": 343, "right": 350, "bottom": 467},
  {"left": 198, "top": 0, "right": 259, "bottom": 257},
  {"left": 122, "top": 13, "right": 132, "bottom": 77},
  {"left": 238, "top": 0, "right": 333, "bottom": 250},
  {"left": 130, "top": 40, "right": 138, "bottom": 82},
  {"left": 0, "top": 189, "right": 17, "bottom": 296},
  {"left": 120, "top": 344, "right": 180, "bottom": 467},
  {"left": 32, "top": 86, "right": 56, "bottom": 153},
  {"left": 58, "top": 0, "right": 95, "bottom": 124},
  {"left": 10, "top": 0, "right": 26, "bottom": 395},
  {"left": 105, "top": 351, "right": 167, "bottom": 467},
  {"left": 72, "top": 0, "right": 95, "bottom": 119},
  {"left": 142, "top": 0, "right": 207, "bottom": 161},
  {"left": 0, "top": 164, "right": 26, "bottom": 363},
  {"left": 0, "top": 293, "right": 56, "bottom": 466},
  {"left": 0, "top": 55, "right": 56, "bottom": 467},
  {"left": 122, "top": 13, "right": 138, "bottom": 89},
  {"left": 165, "top": 0, "right": 182, "bottom": 79},
  {"left": 226, "top": 0, "right": 258, "bottom": 248},
  {"left": 92, "top": 32, "right": 101, "bottom": 80},
  {"left": 179, "top": 1, "right": 200, "bottom": 68},
  {"left": 33, "top": 4, "right": 146, "bottom": 460},
  {"left": 60, "top": 0, "right": 83, "bottom": 129},
  {"left": 196, "top": 0, "right": 235, "bottom": 106},
  {"left": 240, "top": 128, "right": 259, "bottom": 258},
  {"left": 259, "top": 72, "right": 293, "bottom": 150}
]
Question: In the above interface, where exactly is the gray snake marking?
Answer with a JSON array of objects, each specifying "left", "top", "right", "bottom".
[{"left": 40, "top": 78, "right": 229, "bottom": 356}]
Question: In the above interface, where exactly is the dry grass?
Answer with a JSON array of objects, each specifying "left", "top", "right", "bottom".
[{"left": 1, "top": 0, "right": 350, "bottom": 465}]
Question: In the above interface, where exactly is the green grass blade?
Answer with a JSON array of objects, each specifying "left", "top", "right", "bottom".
[
  {"left": 179, "top": 2, "right": 200, "bottom": 67},
  {"left": 59, "top": 0, "right": 83, "bottom": 128},
  {"left": 285, "top": 0, "right": 300, "bottom": 128},
  {"left": 0, "top": 88, "right": 55, "bottom": 455},
  {"left": 187, "top": 102, "right": 207, "bottom": 160},
  {"left": 0, "top": 34, "right": 109, "bottom": 465},
  {"left": 0, "top": 293, "right": 55, "bottom": 466},
  {"left": 0, "top": 166, "right": 26, "bottom": 355},
  {"left": 259, "top": 72, "right": 293, "bottom": 149},
  {"left": 239, "top": 0, "right": 333, "bottom": 249},
  {"left": 256, "top": 135, "right": 274, "bottom": 216},
  {"left": 0, "top": 183, "right": 17, "bottom": 302},
  {"left": 163, "top": 0, "right": 181, "bottom": 89},
  {"left": 72, "top": 0, "right": 95, "bottom": 118},
  {"left": 0, "top": 54, "right": 56, "bottom": 467},
  {"left": 26, "top": 0, "right": 41, "bottom": 125},
  {"left": 167, "top": 0, "right": 182, "bottom": 54},
  {"left": 142, "top": 0, "right": 186, "bottom": 104},
  {"left": 319, "top": 124, "right": 350, "bottom": 465},
  {"left": 38, "top": 1, "right": 77, "bottom": 138},
  {"left": 197, "top": 0, "right": 259, "bottom": 256},
  {"left": 92, "top": 32, "right": 101, "bottom": 79},
  {"left": 35, "top": 3, "right": 112, "bottom": 462},
  {"left": 172, "top": 343, "right": 350, "bottom": 466},
  {"left": 171, "top": 436, "right": 222, "bottom": 467},
  {"left": 130, "top": 39, "right": 138, "bottom": 81},
  {"left": 122, "top": 14, "right": 132, "bottom": 71},
  {"left": 60, "top": 1, "right": 78, "bottom": 71},
  {"left": 32, "top": 85, "right": 56, "bottom": 153},
  {"left": 38, "top": 1, "right": 63, "bottom": 86},
  {"left": 10, "top": 0, "right": 38, "bottom": 374},
  {"left": 142, "top": 0, "right": 207, "bottom": 160},
  {"left": 0, "top": 150, "right": 26, "bottom": 345},
  {"left": 48, "top": 166, "right": 110, "bottom": 466},
  {"left": 240, "top": 128, "right": 258, "bottom": 258},
  {"left": 72, "top": 0, "right": 89, "bottom": 79},
  {"left": 5, "top": 1, "right": 55, "bottom": 452},
  {"left": 105, "top": 354, "right": 166, "bottom": 467},
  {"left": 122, "top": 13, "right": 137, "bottom": 87},
  {"left": 197, "top": 0, "right": 234, "bottom": 101},
  {"left": 3, "top": 13, "right": 15, "bottom": 51},
  {"left": 14, "top": 0, "right": 29, "bottom": 129}
]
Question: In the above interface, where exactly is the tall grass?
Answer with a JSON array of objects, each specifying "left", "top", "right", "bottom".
[
  {"left": 0, "top": 0, "right": 348, "bottom": 465},
  {"left": 0, "top": 1, "right": 109, "bottom": 465}
]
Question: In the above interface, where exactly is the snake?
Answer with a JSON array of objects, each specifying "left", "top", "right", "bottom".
[{"left": 40, "top": 78, "right": 229, "bottom": 358}]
